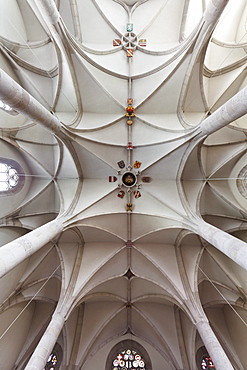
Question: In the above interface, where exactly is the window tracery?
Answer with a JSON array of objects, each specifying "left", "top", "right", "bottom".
[
  {"left": 112, "top": 348, "right": 146, "bottom": 369},
  {"left": 0, "top": 158, "right": 25, "bottom": 195},
  {"left": 106, "top": 340, "right": 152, "bottom": 370},
  {"left": 43, "top": 343, "right": 62, "bottom": 370},
  {"left": 44, "top": 352, "right": 58, "bottom": 369},
  {"left": 201, "top": 355, "right": 215, "bottom": 369}
]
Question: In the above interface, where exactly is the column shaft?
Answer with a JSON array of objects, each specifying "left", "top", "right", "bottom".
[
  {"left": 0, "top": 218, "right": 63, "bottom": 278},
  {"left": 196, "top": 219, "right": 247, "bottom": 271},
  {"left": 196, "top": 317, "right": 234, "bottom": 370},
  {"left": 25, "top": 312, "right": 64, "bottom": 370},
  {"left": 200, "top": 86, "right": 247, "bottom": 136},
  {"left": 204, "top": 0, "right": 229, "bottom": 26},
  {"left": 34, "top": 0, "right": 60, "bottom": 25},
  {"left": 0, "top": 69, "right": 62, "bottom": 134}
]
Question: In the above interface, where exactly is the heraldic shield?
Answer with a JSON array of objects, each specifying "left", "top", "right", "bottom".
[{"left": 118, "top": 160, "right": 125, "bottom": 169}]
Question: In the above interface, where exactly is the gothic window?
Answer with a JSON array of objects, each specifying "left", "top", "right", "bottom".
[
  {"left": 44, "top": 353, "right": 58, "bottom": 369},
  {"left": 0, "top": 158, "right": 25, "bottom": 196},
  {"left": 106, "top": 340, "right": 152, "bottom": 370},
  {"left": 43, "top": 343, "right": 62, "bottom": 369},
  {"left": 112, "top": 348, "right": 146, "bottom": 369},
  {"left": 201, "top": 355, "right": 215, "bottom": 369},
  {"left": 196, "top": 346, "right": 216, "bottom": 370}
]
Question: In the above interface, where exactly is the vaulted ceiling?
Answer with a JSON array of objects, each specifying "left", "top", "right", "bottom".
[{"left": 0, "top": 1, "right": 247, "bottom": 369}]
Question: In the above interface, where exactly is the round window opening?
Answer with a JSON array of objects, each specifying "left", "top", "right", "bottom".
[
  {"left": 0, "top": 158, "right": 25, "bottom": 195},
  {"left": 237, "top": 165, "right": 247, "bottom": 199}
]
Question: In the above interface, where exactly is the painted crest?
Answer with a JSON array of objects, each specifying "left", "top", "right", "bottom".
[
  {"left": 126, "top": 142, "right": 133, "bottom": 150},
  {"left": 126, "top": 23, "right": 133, "bottom": 32},
  {"left": 126, "top": 105, "right": 134, "bottom": 116},
  {"left": 126, "top": 203, "right": 132, "bottom": 212},
  {"left": 126, "top": 49, "right": 134, "bottom": 57},
  {"left": 117, "top": 190, "right": 125, "bottom": 198},
  {"left": 133, "top": 160, "right": 142, "bottom": 169},
  {"left": 118, "top": 160, "right": 125, "bottom": 169},
  {"left": 109, "top": 176, "right": 117, "bottom": 182},
  {"left": 134, "top": 190, "right": 141, "bottom": 198},
  {"left": 113, "top": 39, "right": 121, "bottom": 46},
  {"left": 142, "top": 176, "right": 151, "bottom": 183},
  {"left": 138, "top": 39, "right": 147, "bottom": 46}
]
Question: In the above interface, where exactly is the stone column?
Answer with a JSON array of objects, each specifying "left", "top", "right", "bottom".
[
  {"left": 204, "top": 0, "right": 229, "bottom": 27},
  {"left": 25, "top": 312, "right": 64, "bottom": 370},
  {"left": 195, "top": 314, "right": 234, "bottom": 370},
  {"left": 34, "top": 0, "right": 60, "bottom": 25},
  {"left": 0, "top": 218, "right": 64, "bottom": 278},
  {"left": 199, "top": 86, "right": 247, "bottom": 137},
  {"left": 0, "top": 69, "right": 62, "bottom": 134},
  {"left": 196, "top": 219, "right": 247, "bottom": 271}
]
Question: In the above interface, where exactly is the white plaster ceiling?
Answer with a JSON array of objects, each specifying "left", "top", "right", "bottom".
[{"left": 0, "top": 0, "right": 247, "bottom": 369}]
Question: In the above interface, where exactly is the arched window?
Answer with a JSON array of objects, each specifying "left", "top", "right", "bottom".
[
  {"left": 106, "top": 340, "right": 152, "bottom": 370},
  {"left": 112, "top": 348, "right": 146, "bottom": 369},
  {"left": 43, "top": 343, "right": 62, "bottom": 370},
  {"left": 44, "top": 353, "right": 58, "bottom": 369},
  {"left": 201, "top": 355, "right": 215, "bottom": 369},
  {"left": 0, "top": 158, "right": 24, "bottom": 196},
  {"left": 196, "top": 347, "right": 216, "bottom": 370}
]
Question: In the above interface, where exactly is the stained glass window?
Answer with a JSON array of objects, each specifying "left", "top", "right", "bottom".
[
  {"left": 0, "top": 162, "right": 19, "bottom": 191},
  {"left": 201, "top": 355, "right": 215, "bottom": 369},
  {"left": 0, "top": 162, "right": 19, "bottom": 192},
  {"left": 43, "top": 352, "right": 58, "bottom": 369},
  {"left": 0, "top": 159, "right": 25, "bottom": 196},
  {"left": 112, "top": 348, "right": 146, "bottom": 369}
]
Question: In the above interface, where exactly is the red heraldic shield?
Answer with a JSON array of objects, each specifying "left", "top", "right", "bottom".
[
  {"left": 109, "top": 176, "right": 117, "bottom": 182},
  {"left": 113, "top": 39, "right": 121, "bottom": 46}
]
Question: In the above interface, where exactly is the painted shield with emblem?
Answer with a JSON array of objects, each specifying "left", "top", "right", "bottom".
[
  {"left": 126, "top": 49, "right": 133, "bottom": 57},
  {"left": 133, "top": 160, "right": 142, "bottom": 168},
  {"left": 118, "top": 190, "right": 125, "bottom": 198},
  {"left": 134, "top": 190, "right": 141, "bottom": 198},
  {"left": 113, "top": 39, "right": 121, "bottom": 46},
  {"left": 109, "top": 176, "right": 117, "bottom": 182},
  {"left": 142, "top": 176, "right": 151, "bottom": 183},
  {"left": 118, "top": 160, "right": 125, "bottom": 169},
  {"left": 138, "top": 39, "right": 146, "bottom": 46}
]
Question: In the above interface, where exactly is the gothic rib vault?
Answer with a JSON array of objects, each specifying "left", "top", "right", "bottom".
[{"left": 0, "top": 0, "right": 247, "bottom": 369}]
